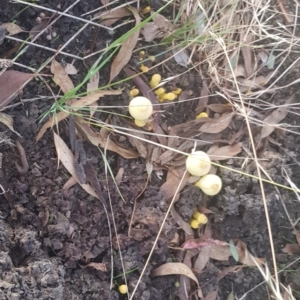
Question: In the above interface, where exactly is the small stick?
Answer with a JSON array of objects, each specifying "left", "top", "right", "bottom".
[{"left": 15, "top": 140, "right": 29, "bottom": 174}]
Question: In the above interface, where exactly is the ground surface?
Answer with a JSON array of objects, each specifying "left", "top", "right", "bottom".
[{"left": 1, "top": 1, "right": 300, "bottom": 300}]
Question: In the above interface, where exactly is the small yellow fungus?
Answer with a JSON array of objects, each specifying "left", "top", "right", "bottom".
[
  {"left": 139, "top": 50, "right": 145, "bottom": 56},
  {"left": 141, "top": 6, "right": 151, "bottom": 14},
  {"left": 134, "top": 119, "right": 147, "bottom": 127},
  {"left": 148, "top": 55, "right": 155, "bottom": 62},
  {"left": 158, "top": 92, "right": 177, "bottom": 102},
  {"left": 190, "top": 219, "right": 200, "bottom": 229},
  {"left": 118, "top": 284, "right": 128, "bottom": 294},
  {"left": 172, "top": 88, "right": 182, "bottom": 95},
  {"left": 154, "top": 88, "right": 165, "bottom": 96},
  {"left": 186, "top": 151, "right": 211, "bottom": 176},
  {"left": 129, "top": 88, "right": 139, "bottom": 97},
  {"left": 195, "top": 174, "right": 222, "bottom": 196},
  {"left": 129, "top": 96, "right": 153, "bottom": 120},
  {"left": 196, "top": 112, "right": 208, "bottom": 119},
  {"left": 140, "top": 64, "right": 149, "bottom": 73},
  {"left": 192, "top": 212, "right": 208, "bottom": 225},
  {"left": 150, "top": 74, "right": 161, "bottom": 88}
]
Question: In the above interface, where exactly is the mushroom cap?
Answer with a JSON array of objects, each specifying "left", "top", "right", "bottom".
[
  {"left": 129, "top": 96, "right": 153, "bottom": 120},
  {"left": 186, "top": 151, "right": 211, "bottom": 176},
  {"left": 192, "top": 212, "right": 208, "bottom": 225},
  {"left": 190, "top": 219, "right": 200, "bottom": 229},
  {"left": 195, "top": 174, "right": 222, "bottom": 196}
]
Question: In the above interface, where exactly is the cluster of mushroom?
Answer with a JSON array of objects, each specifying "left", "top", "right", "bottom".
[
  {"left": 190, "top": 211, "right": 208, "bottom": 229},
  {"left": 186, "top": 151, "right": 222, "bottom": 196}
]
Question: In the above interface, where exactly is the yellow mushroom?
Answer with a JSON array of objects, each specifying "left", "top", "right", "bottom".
[
  {"left": 186, "top": 151, "right": 211, "bottom": 176},
  {"left": 150, "top": 74, "right": 161, "bottom": 88},
  {"left": 129, "top": 88, "right": 139, "bottom": 97},
  {"left": 141, "top": 6, "right": 151, "bottom": 14},
  {"left": 158, "top": 92, "right": 177, "bottom": 102},
  {"left": 154, "top": 87, "right": 165, "bottom": 96},
  {"left": 172, "top": 88, "right": 182, "bottom": 95},
  {"left": 140, "top": 64, "right": 149, "bottom": 73},
  {"left": 196, "top": 112, "right": 208, "bottom": 119},
  {"left": 129, "top": 96, "right": 153, "bottom": 120},
  {"left": 148, "top": 55, "right": 155, "bottom": 62},
  {"left": 195, "top": 174, "right": 222, "bottom": 196},
  {"left": 192, "top": 212, "right": 208, "bottom": 225},
  {"left": 190, "top": 219, "right": 200, "bottom": 229},
  {"left": 118, "top": 284, "right": 128, "bottom": 294},
  {"left": 134, "top": 119, "right": 147, "bottom": 127}
]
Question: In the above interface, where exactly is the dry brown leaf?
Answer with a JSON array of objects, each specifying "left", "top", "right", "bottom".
[
  {"left": 208, "top": 104, "right": 232, "bottom": 114},
  {"left": 2, "top": 23, "right": 25, "bottom": 35},
  {"left": 0, "top": 70, "right": 35, "bottom": 109},
  {"left": 128, "top": 131, "right": 148, "bottom": 159},
  {"left": 53, "top": 132, "right": 98, "bottom": 198},
  {"left": 109, "top": 8, "right": 140, "bottom": 82},
  {"left": 237, "top": 71, "right": 275, "bottom": 92},
  {"left": 51, "top": 59, "right": 74, "bottom": 94},
  {"left": 84, "top": 262, "right": 107, "bottom": 272},
  {"left": 203, "top": 291, "right": 218, "bottom": 300},
  {"left": 183, "top": 239, "right": 264, "bottom": 267},
  {"left": 76, "top": 118, "right": 138, "bottom": 159},
  {"left": 160, "top": 166, "right": 189, "bottom": 200},
  {"left": 282, "top": 244, "right": 300, "bottom": 255},
  {"left": 217, "top": 266, "right": 242, "bottom": 281},
  {"left": 29, "top": 21, "right": 48, "bottom": 39},
  {"left": 64, "top": 63, "right": 77, "bottom": 75},
  {"left": 94, "top": 7, "right": 132, "bottom": 26},
  {"left": 227, "top": 64, "right": 246, "bottom": 79},
  {"left": 261, "top": 93, "right": 295, "bottom": 139},
  {"left": 207, "top": 143, "right": 242, "bottom": 160},
  {"left": 170, "top": 205, "right": 193, "bottom": 236},
  {"left": 152, "top": 263, "right": 202, "bottom": 298},
  {"left": 0, "top": 112, "right": 21, "bottom": 136},
  {"left": 36, "top": 90, "right": 122, "bottom": 141},
  {"left": 200, "top": 112, "right": 234, "bottom": 134},
  {"left": 241, "top": 32, "right": 254, "bottom": 77},
  {"left": 87, "top": 71, "right": 100, "bottom": 92},
  {"left": 194, "top": 246, "right": 211, "bottom": 273},
  {"left": 62, "top": 176, "right": 77, "bottom": 191},
  {"left": 141, "top": 13, "right": 172, "bottom": 42}
]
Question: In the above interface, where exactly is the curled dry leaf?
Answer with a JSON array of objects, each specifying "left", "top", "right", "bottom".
[
  {"left": 83, "top": 262, "right": 107, "bottom": 272},
  {"left": 87, "top": 71, "right": 100, "bottom": 92},
  {"left": 2, "top": 23, "right": 25, "bottom": 35},
  {"left": 207, "top": 143, "right": 242, "bottom": 161},
  {"left": 208, "top": 103, "right": 232, "bottom": 114},
  {"left": 203, "top": 291, "right": 218, "bottom": 300},
  {"left": 51, "top": 59, "right": 74, "bottom": 94},
  {"left": 282, "top": 244, "right": 300, "bottom": 255},
  {"left": 200, "top": 112, "right": 234, "bottom": 134},
  {"left": 76, "top": 117, "right": 138, "bottom": 159},
  {"left": 0, "top": 112, "right": 21, "bottom": 137},
  {"left": 141, "top": 13, "right": 172, "bottom": 42},
  {"left": 94, "top": 7, "right": 132, "bottom": 26},
  {"left": 152, "top": 263, "right": 202, "bottom": 298},
  {"left": 159, "top": 166, "right": 189, "bottom": 200},
  {"left": 170, "top": 205, "right": 193, "bottom": 236},
  {"left": 109, "top": 8, "right": 140, "bottom": 82},
  {"left": 64, "top": 63, "right": 77, "bottom": 75},
  {"left": 260, "top": 93, "right": 295, "bottom": 139},
  {"left": 29, "top": 20, "right": 48, "bottom": 39},
  {"left": 0, "top": 70, "right": 35, "bottom": 109},
  {"left": 36, "top": 90, "right": 122, "bottom": 142},
  {"left": 53, "top": 132, "right": 98, "bottom": 199}
]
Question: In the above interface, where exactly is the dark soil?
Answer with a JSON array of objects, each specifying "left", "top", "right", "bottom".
[{"left": 1, "top": 1, "right": 300, "bottom": 300}]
